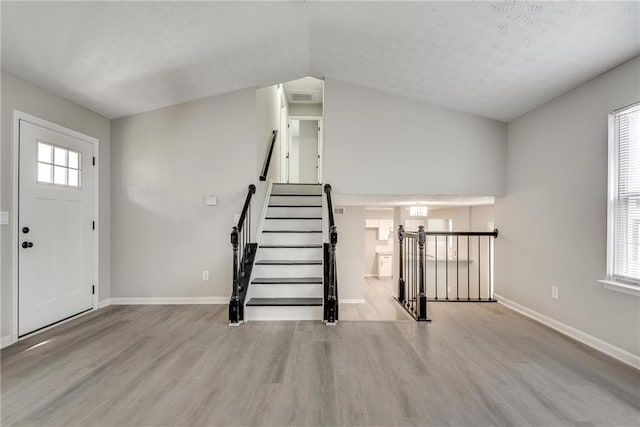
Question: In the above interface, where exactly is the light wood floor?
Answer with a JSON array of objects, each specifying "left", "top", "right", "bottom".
[
  {"left": 339, "top": 277, "right": 413, "bottom": 321},
  {"left": 2, "top": 303, "right": 639, "bottom": 426}
]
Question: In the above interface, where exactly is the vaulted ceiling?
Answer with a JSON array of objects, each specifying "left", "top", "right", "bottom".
[{"left": 2, "top": 1, "right": 638, "bottom": 121}]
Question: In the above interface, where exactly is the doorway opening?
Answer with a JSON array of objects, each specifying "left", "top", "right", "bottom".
[{"left": 279, "top": 77, "right": 324, "bottom": 184}]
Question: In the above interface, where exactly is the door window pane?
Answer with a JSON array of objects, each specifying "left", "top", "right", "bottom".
[
  {"left": 38, "top": 143, "right": 53, "bottom": 163},
  {"left": 54, "top": 147, "right": 67, "bottom": 166},
  {"left": 53, "top": 166, "right": 67, "bottom": 185},
  {"left": 38, "top": 163, "right": 53, "bottom": 183},
  {"left": 68, "top": 169, "right": 80, "bottom": 187},
  {"left": 68, "top": 151, "right": 79, "bottom": 169}
]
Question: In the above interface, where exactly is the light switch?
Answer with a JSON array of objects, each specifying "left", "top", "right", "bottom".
[
  {"left": 204, "top": 195, "right": 218, "bottom": 206},
  {"left": 0, "top": 212, "right": 8, "bottom": 225}
]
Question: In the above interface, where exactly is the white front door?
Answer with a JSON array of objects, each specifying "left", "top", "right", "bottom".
[{"left": 18, "top": 120, "right": 95, "bottom": 336}]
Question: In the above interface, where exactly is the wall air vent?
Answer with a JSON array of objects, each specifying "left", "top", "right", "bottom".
[
  {"left": 334, "top": 207, "right": 345, "bottom": 215},
  {"left": 291, "top": 92, "right": 314, "bottom": 102}
]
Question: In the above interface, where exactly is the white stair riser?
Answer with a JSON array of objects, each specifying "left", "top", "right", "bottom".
[
  {"left": 250, "top": 284, "right": 323, "bottom": 298},
  {"left": 263, "top": 219, "right": 322, "bottom": 231},
  {"left": 260, "top": 232, "right": 322, "bottom": 245},
  {"left": 267, "top": 207, "right": 322, "bottom": 218},
  {"left": 272, "top": 184, "right": 322, "bottom": 195},
  {"left": 245, "top": 305, "right": 323, "bottom": 321},
  {"left": 253, "top": 264, "right": 323, "bottom": 277},
  {"left": 257, "top": 247, "right": 323, "bottom": 261},
  {"left": 270, "top": 195, "right": 322, "bottom": 206}
]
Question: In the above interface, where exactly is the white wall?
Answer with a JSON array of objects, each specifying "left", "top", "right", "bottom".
[
  {"left": 324, "top": 79, "right": 506, "bottom": 196},
  {"left": 495, "top": 57, "right": 640, "bottom": 358},
  {"left": 334, "top": 206, "right": 365, "bottom": 301},
  {"left": 257, "top": 85, "right": 282, "bottom": 184},
  {"left": 1, "top": 71, "right": 111, "bottom": 339},
  {"left": 289, "top": 103, "right": 322, "bottom": 117},
  {"left": 111, "top": 88, "right": 256, "bottom": 299}
]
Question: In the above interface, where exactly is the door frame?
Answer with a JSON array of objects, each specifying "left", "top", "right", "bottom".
[
  {"left": 10, "top": 110, "right": 100, "bottom": 345},
  {"left": 288, "top": 115, "right": 323, "bottom": 183}
]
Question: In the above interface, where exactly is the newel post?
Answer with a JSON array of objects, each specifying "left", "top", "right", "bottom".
[
  {"left": 326, "top": 225, "right": 338, "bottom": 324},
  {"left": 398, "top": 225, "right": 405, "bottom": 304},
  {"left": 229, "top": 227, "right": 240, "bottom": 324},
  {"left": 417, "top": 225, "right": 427, "bottom": 321}
]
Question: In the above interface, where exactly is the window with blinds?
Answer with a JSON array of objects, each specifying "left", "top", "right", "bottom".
[{"left": 610, "top": 102, "right": 640, "bottom": 285}]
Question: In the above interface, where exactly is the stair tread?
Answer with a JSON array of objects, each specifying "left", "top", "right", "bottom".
[
  {"left": 252, "top": 277, "right": 323, "bottom": 284},
  {"left": 273, "top": 183, "right": 321, "bottom": 186},
  {"left": 247, "top": 297, "right": 323, "bottom": 306},
  {"left": 265, "top": 217, "right": 322, "bottom": 220},
  {"left": 268, "top": 205, "right": 322, "bottom": 208},
  {"left": 271, "top": 194, "right": 322, "bottom": 197},
  {"left": 256, "top": 260, "right": 322, "bottom": 265},
  {"left": 260, "top": 244, "right": 322, "bottom": 248},
  {"left": 263, "top": 231, "right": 321, "bottom": 234}
]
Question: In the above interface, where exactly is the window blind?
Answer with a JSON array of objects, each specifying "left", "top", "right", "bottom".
[{"left": 612, "top": 103, "right": 640, "bottom": 284}]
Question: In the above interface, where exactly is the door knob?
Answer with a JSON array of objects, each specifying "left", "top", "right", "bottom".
[
  {"left": 22, "top": 226, "right": 30, "bottom": 234},
  {"left": 22, "top": 241, "right": 33, "bottom": 249}
]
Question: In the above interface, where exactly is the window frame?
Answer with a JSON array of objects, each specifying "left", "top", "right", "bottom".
[
  {"left": 36, "top": 140, "right": 82, "bottom": 188},
  {"left": 602, "top": 101, "right": 640, "bottom": 296}
]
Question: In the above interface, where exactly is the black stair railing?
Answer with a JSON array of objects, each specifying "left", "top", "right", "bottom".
[
  {"left": 397, "top": 225, "right": 428, "bottom": 320},
  {"left": 229, "top": 184, "right": 257, "bottom": 324},
  {"left": 397, "top": 225, "right": 499, "bottom": 320},
  {"left": 259, "top": 130, "right": 278, "bottom": 181},
  {"left": 323, "top": 184, "right": 338, "bottom": 324}
]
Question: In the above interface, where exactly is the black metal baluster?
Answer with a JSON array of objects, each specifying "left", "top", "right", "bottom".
[
  {"left": 456, "top": 235, "right": 459, "bottom": 300},
  {"left": 467, "top": 235, "right": 470, "bottom": 301},
  {"left": 434, "top": 235, "right": 438, "bottom": 300},
  {"left": 445, "top": 236, "right": 449, "bottom": 300},
  {"left": 398, "top": 225, "right": 405, "bottom": 304},
  {"left": 478, "top": 236, "right": 481, "bottom": 301},
  {"left": 489, "top": 236, "right": 493, "bottom": 300}
]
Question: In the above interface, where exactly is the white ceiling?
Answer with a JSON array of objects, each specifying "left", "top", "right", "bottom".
[{"left": 2, "top": 1, "right": 638, "bottom": 121}]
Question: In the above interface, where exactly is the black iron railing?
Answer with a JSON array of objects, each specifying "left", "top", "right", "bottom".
[
  {"left": 229, "top": 184, "right": 257, "bottom": 324},
  {"left": 397, "top": 225, "right": 499, "bottom": 319},
  {"left": 397, "top": 225, "right": 428, "bottom": 320},
  {"left": 259, "top": 130, "right": 278, "bottom": 181},
  {"left": 323, "top": 184, "right": 338, "bottom": 324}
]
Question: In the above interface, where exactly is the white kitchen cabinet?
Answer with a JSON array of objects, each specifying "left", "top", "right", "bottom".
[
  {"left": 376, "top": 253, "right": 393, "bottom": 278},
  {"left": 365, "top": 219, "right": 379, "bottom": 228},
  {"left": 377, "top": 219, "right": 393, "bottom": 240}
]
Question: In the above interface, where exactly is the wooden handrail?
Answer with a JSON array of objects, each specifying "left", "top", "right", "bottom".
[
  {"left": 324, "top": 184, "right": 335, "bottom": 227},
  {"left": 236, "top": 184, "right": 256, "bottom": 232},
  {"left": 259, "top": 130, "right": 278, "bottom": 181}
]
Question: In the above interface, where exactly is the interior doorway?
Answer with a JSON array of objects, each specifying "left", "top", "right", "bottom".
[{"left": 287, "top": 117, "right": 322, "bottom": 183}]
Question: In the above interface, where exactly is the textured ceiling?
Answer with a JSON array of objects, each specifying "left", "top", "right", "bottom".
[{"left": 2, "top": 1, "right": 639, "bottom": 121}]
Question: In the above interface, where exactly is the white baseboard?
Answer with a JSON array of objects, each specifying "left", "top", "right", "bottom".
[
  {"left": 109, "top": 297, "right": 228, "bottom": 305},
  {"left": 340, "top": 299, "right": 365, "bottom": 304},
  {"left": 495, "top": 294, "right": 640, "bottom": 370},
  {"left": 1, "top": 335, "right": 15, "bottom": 349},
  {"left": 98, "top": 298, "right": 112, "bottom": 308}
]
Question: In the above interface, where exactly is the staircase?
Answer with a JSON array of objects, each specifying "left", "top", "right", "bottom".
[{"left": 244, "top": 183, "right": 325, "bottom": 321}]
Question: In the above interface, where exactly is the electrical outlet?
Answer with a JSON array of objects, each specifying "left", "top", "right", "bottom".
[
  {"left": 551, "top": 286, "right": 559, "bottom": 300},
  {"left": 202, "top": 270, "right": 209, "bottom": 281}
]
